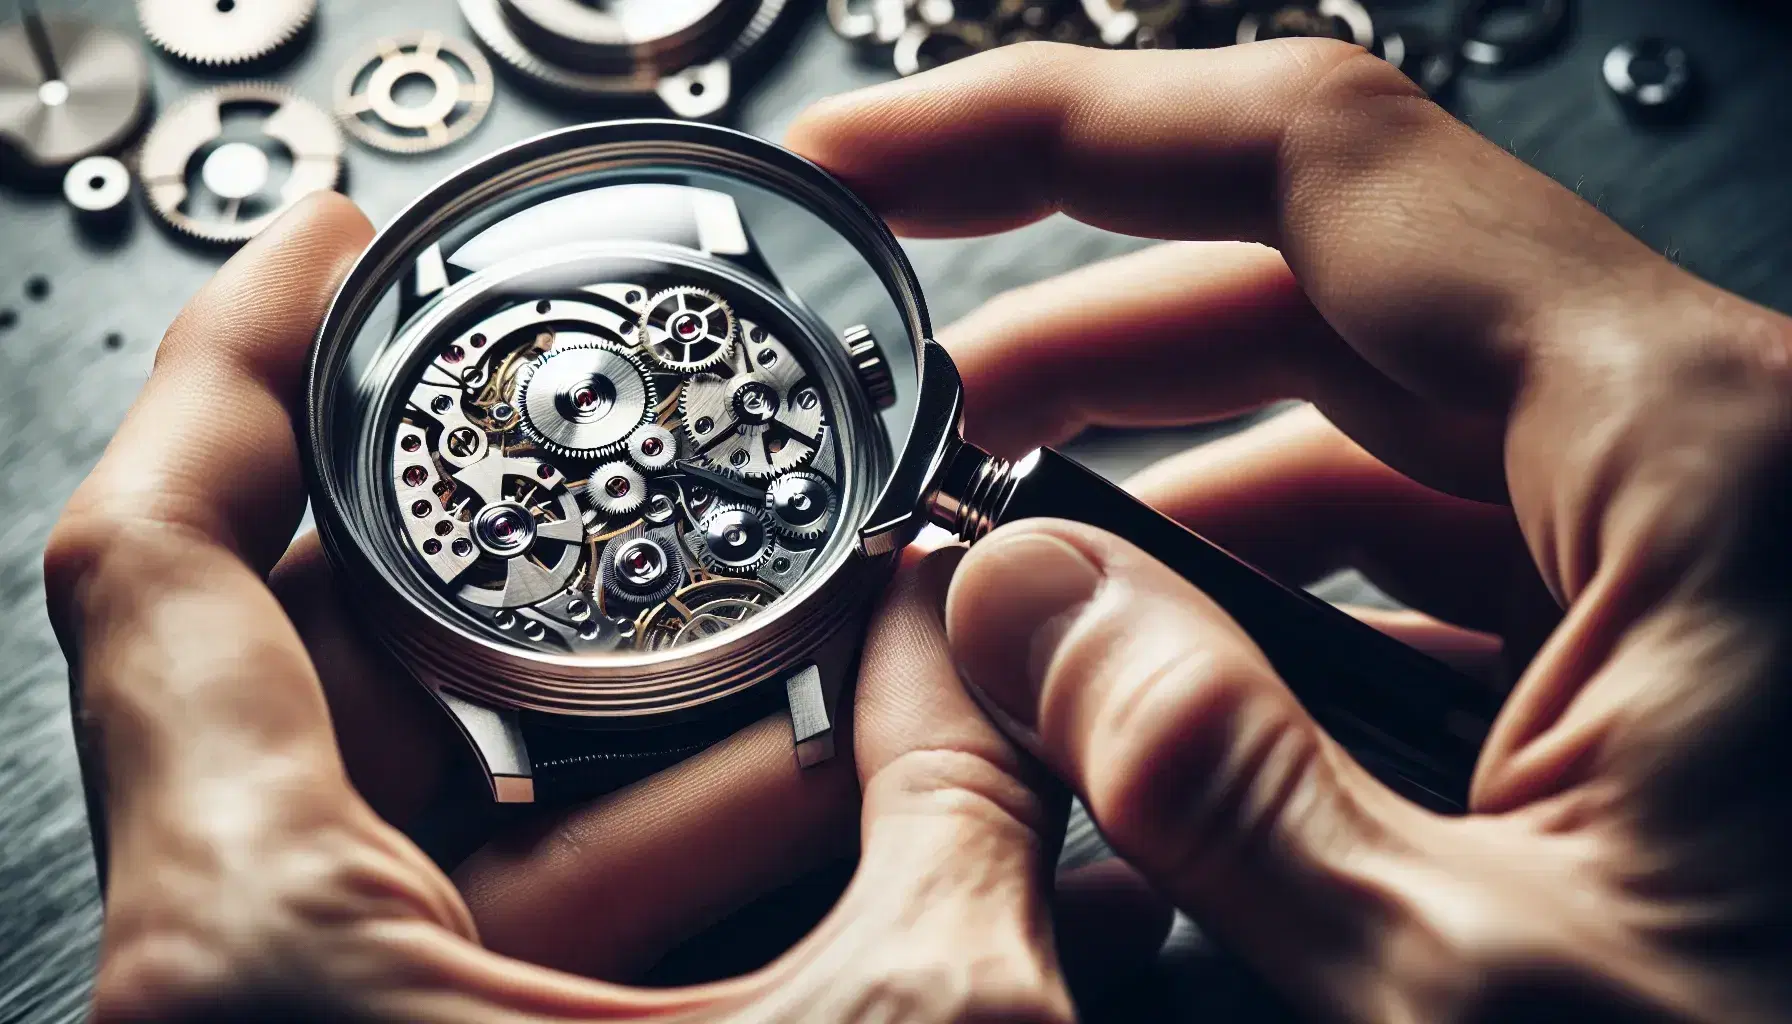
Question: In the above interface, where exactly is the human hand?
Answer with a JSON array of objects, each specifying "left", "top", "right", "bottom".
[
  {"left": 44, "top": 195, "right": 1166, "bottom": 1021},
  {"left": 790, "top": 39, "right": 1792, "bottom": 1022}
]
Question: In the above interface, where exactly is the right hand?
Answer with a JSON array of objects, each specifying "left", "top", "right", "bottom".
[{"left": 789, "top": 37, "right": 1792, "bottom": 1022}]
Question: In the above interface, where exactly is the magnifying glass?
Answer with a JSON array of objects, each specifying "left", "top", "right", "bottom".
[{"left": 307, "top": 120, "right": 1494, "bottom": 816}]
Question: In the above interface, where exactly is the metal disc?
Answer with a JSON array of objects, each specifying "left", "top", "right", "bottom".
[
  {"left": 63, "top": 154, "right": 130, "bottom": 212},
  {"left": 0, "top": 17, "right": 148, "bottom": 170}
]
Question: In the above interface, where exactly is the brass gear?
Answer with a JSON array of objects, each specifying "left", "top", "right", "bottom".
[
  {"left": 638, "top": 285, "right": 736, "bottom": 373},
  {"left": 138, "top": 0, "right": 316, "bottom": 67},
  {"left": 138, "top": 84, "right": 343, "bottom": 246}
]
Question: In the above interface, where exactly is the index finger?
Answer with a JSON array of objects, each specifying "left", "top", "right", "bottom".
[{"left": 787, "top": 39, "right": 1677, "bottom": 414}]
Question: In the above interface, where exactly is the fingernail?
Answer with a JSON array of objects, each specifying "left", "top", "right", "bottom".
[{"left": 952, "top": 530, "right": 1103, "bottom": 734}]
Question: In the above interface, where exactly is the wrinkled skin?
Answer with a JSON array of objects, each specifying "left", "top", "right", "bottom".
[{"left": 47, "top": 38, "right": 1792, "bottom": 1023}]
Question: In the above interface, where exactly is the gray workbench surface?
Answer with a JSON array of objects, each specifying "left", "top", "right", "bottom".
[{"left": 5, "top": 1, "right": 1792, "bottom": 1020}]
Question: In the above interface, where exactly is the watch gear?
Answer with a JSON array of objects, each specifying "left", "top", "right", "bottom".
[
  {"left": 514, "top": 339, "right": 658, "bottom": 459},
  {"left": 138, "top": 0, "right": 316, "bottom": 67},
  {"left": 586, "top": 460, "right": 648, "bottom": 517},
  {"left": 626, "top": 423, "right": 679, "bottom": 471},
  {"left": 0, "top": 15, "right": 149, "bottom": 171},
  {"left": 335, "top": 32, "right": 495, "bottom": 154},
  {"left": 599, "top": 526, "right": 686, "bottom": 607},
  {"left": 764, "top": 470, "right": 837, "bottom": 544},
  {"left": 376, "top": 271, "right": 849, "bottom": 659},
  {"left": 679, "top": 322, "right": 826, "bottom": 480},
  {"left": 138, "top": 84, "right": 343, "bottom": 245},
  {"left": 636, "top": 577, "right": 780, "bottom": 651},
  {"left": 457, "top": 0, "right": 790, "bottom": 119},
  {"left": 694, "top": 502, "right": 774, "bottom": 576},
  {"left": 638, "top": 285, "right": 736, "bottom": 372}
]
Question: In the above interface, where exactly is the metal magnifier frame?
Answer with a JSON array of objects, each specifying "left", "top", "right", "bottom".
[
  {"left": 310, "top": 120, "right": 1498, "bottom": 811},
  {"left": 308, "top": 121, "right": 934, "bottom": 727}
]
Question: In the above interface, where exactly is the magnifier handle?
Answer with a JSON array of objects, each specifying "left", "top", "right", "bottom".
[{"left": 931, "top": 444, "right": 1494, "bottom": 811}]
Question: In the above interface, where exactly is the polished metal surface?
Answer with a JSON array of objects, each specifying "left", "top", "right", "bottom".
[
  {"left": 0, "top": 14, "right": 147, "bottom": 170},
  {"left": 458, "top": 0, "right": 789, "bottom": 117}
]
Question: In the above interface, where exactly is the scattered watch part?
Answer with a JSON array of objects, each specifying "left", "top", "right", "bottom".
[
  {"left": 1237, "top": 0, "right": 1372, "bottom": 48},
  {"left": 764, "top": 470, "right": 838, "bottom": 544},
  {"left": 139, "top": 84, "right": 343, "bottom": 245},
  {"left": 63, "top": 155, "right": 131, "bottom": 215},
  {"left": 0, "top": 14, "right": 148, "bottom": 171},
  {"left": 1603, "top": 38, "right": 1695, "bottom": 121},
  {"left": 1080, "top": 0, "right": 1186, "bottom": 47},
  {"left": 587, "top": 460, "right": 648, "bottom": 517},
  {"left": 695, "top": 502, "right": 775, "bottom": 575},
  {"left": 627, "top": 423, "right": 679, "bottom": 472},
  {"left": 841, "top": 324, "right": 897, "bottom": 411},
  {"left": 1377, "top": 23, "right": 1459, "bottom": 97},
  {"left": 514, "top": 338, "right": 658, "bottom": 459},
  {"left": 638, "top": 285, "right": 736, "bottom": 371},
  {"left": 138, "top": 0, "right": 315, "bottom": 67},
  {"left": 458, "top": 0, "right": 789, "bottom": 119},
  {"left": 892, "top": 17, "right": 992, "bottom": 76},
  {"left": 1457, "top": 0, "right": 1570, "bottom": 69},
  {"left": 334, "top": 31, "right": 494, "bottom": 154}
]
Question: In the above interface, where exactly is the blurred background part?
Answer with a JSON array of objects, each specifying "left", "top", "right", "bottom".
[{"left": 3, "top": 1, "right": 1792, "bottom": 1022}]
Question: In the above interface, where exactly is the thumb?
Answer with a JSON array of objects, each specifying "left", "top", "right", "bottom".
[{"left": 945, "top": 520, "right": 1448, "bottom": 1018}]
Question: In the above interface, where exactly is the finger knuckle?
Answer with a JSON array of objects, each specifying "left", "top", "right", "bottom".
[
  {"left": 1080, "top": 637, "right": 1323, "bottom": 880},
  {"left": 848, "top": 957, "right": 1073, "bottom": 1024}
]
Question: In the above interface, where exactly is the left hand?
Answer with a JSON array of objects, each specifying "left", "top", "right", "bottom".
[{"left": 46, "top": 197, "right": 1166, "bottom": 1022}]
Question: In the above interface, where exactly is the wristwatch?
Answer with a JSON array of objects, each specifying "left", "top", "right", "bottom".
[{"left": 307, "top": 120, "right": 1498, "bottom": 818}]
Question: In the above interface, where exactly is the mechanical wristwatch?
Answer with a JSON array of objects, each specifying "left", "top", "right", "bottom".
[{"left": 308, "top": 120, "right": 1498, "bottom": 816}]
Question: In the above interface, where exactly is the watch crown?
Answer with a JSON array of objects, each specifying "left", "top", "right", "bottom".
[{"left": 842, "top": 324, "right": 897, "bottom": 411}]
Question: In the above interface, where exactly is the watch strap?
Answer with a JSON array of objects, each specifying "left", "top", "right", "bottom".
[{"left": 519, "top": 686, "right": 784, "bottom": 805}]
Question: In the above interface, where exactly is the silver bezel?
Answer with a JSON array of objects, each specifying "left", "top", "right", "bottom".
[{"left": 306, "top": 120, "right": 960, "bottom": 721}]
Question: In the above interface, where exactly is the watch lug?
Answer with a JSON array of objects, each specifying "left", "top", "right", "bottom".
[
  {"left": 434, "top": 689, "right": 536, "bottom": 804},
  {"left": 858, "top": 336, "right": 964, "bottom": 556},
  {"left": 785, "top": 663, "right": 836, "bottom": 767}
]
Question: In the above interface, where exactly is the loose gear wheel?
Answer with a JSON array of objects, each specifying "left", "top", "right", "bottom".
[
  {"left": 638, "top": 286, "right": 736, "bottom": 372},
  {"left": 138, "top": 83, "right": 343, "bottom": 245},
  {"left": 334, "top": 32, "right": 495, "bottom": 154},
  {"left": 138, "top": 0, "right": 316, "bottom": 67}
]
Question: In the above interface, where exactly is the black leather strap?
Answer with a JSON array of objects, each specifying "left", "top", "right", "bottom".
[{"left": 520, "top": 686, "right": 785, "bottom": 805}]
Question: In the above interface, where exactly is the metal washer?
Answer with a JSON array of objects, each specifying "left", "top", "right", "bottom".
[
  {"left": 335, "top": 32, "right": 495, "bottom": 154},
  {"left": 63, "top": 155, "right": 131, "bottom": 214}
]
